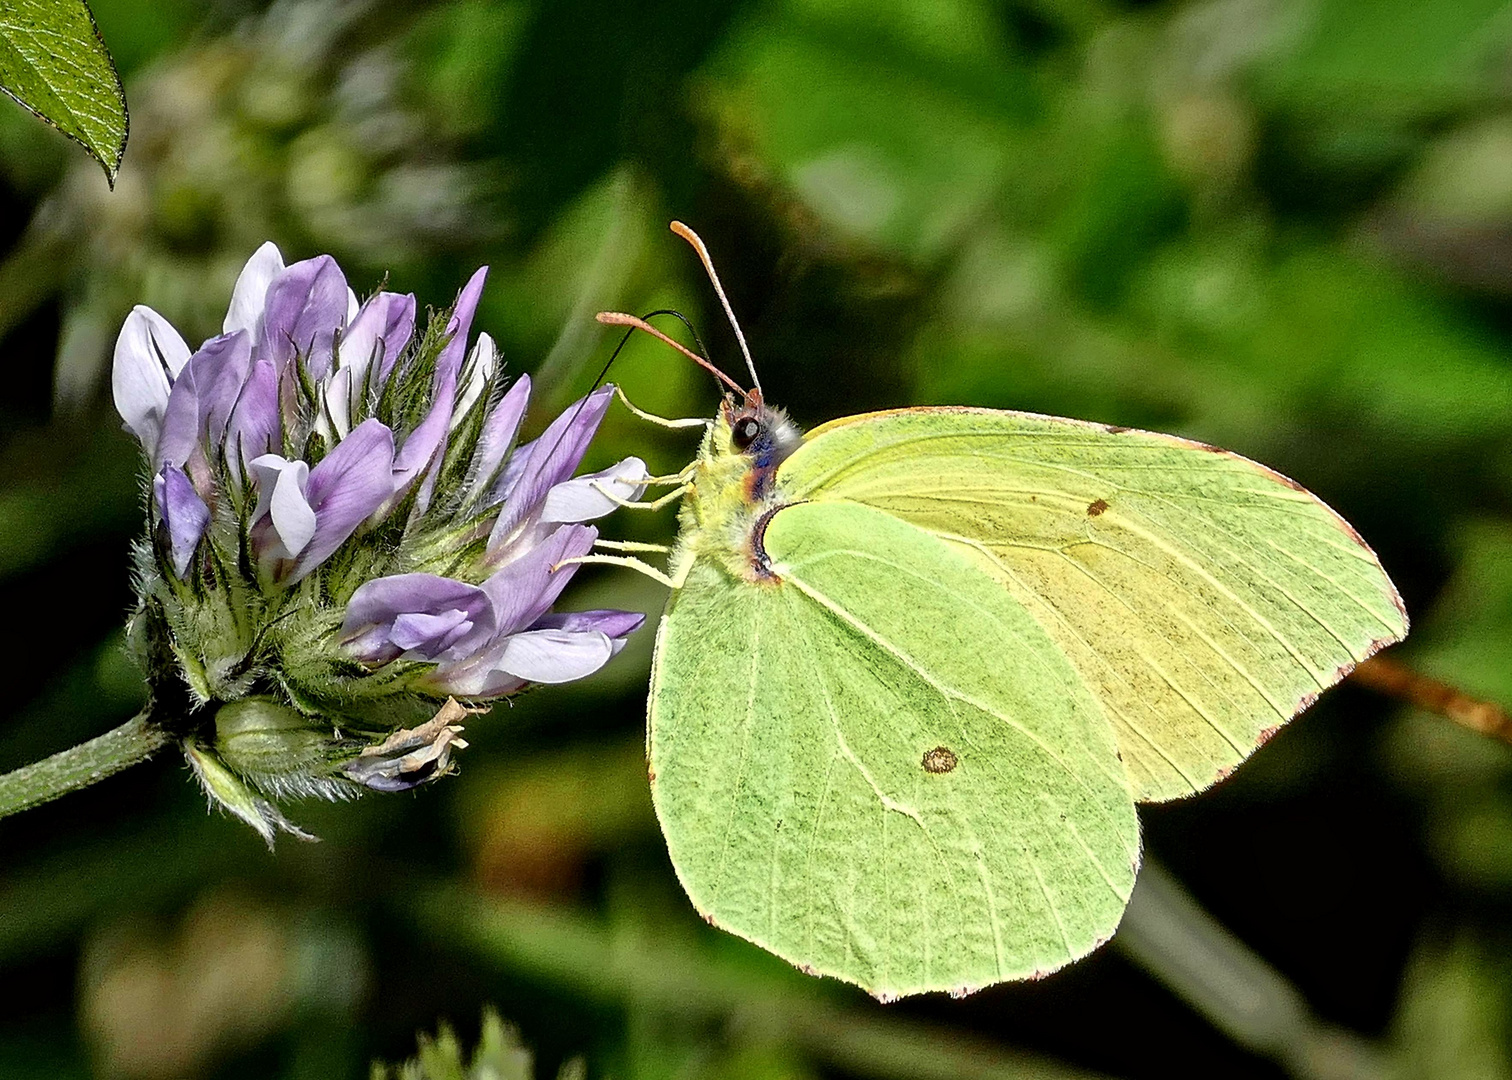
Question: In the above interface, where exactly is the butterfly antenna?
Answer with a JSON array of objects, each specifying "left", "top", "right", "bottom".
[
  {"left": 534, "top": 310, "right": 717, "bottom": 469},
  {"left": 640, "top": 309, "right": 715, "bottom": 372},
  {"left": 596, "top": 311, "right": 747, "bottom": 396},
  {"left": 581, "top": 309, "right": 711, "bottom": 397},
  {"left": 669, "top": 221, "right": 763, "bottom": 400}
]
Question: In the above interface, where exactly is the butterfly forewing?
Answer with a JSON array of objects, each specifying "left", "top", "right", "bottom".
[
  {"left": 779, "top": 408, "right": 1409, "bottom": 802},
  {"left": 648, "top": 500, "right": 1138, "bottom": 999}
]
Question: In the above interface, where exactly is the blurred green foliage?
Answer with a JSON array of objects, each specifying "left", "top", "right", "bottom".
[
  {"left": 4, "top": 0, "right": 1512, "bottom": 1077},
  {"left": 371, "top": 1010, "right": 583, "bottom": 1080}
]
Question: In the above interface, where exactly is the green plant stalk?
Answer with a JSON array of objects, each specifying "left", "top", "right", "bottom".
[
  {"left": 409, "top": 884, "right": 1109, "bottom": 1080},
  {"left": 0, "top": 712, "right": 168, "bottom": 819}
]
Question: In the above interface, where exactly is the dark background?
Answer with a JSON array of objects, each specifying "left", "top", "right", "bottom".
[{"left": 2, "top": 0, "right": 1511, "bottom": 1076}]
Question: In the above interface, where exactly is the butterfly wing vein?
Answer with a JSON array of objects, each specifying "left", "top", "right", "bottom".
[{"left": 779, "top": 410, "right": 1408, "bottom": 801}]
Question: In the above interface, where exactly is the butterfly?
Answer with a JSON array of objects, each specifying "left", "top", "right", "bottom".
[{"left": 587, "top": 222, "right": 1407, "bottom": 1001}]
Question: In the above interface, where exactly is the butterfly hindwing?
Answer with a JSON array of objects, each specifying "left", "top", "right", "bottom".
[
  {"left": 777, "top": 408, "right": 1409, "bottom": 802},
  {"left": 648, "top": 499, "right": 1138, "bottom": 999}
]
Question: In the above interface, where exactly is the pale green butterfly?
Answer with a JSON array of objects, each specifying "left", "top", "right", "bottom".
[{"left": 588, "top": 222, "right": 1407, "bottom": 1002}]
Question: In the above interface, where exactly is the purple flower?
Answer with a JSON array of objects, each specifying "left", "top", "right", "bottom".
[
  {"left": 112, "top": 305, "right": 191, "bottom": 461},
  {"left": 152, "top": 466, "right": 210, "bottom": 577},
  {"left": 344, "top": 523, "right": 645, "bottom": 698},
  {"left": 342, "top": 574, "right": 497, "bottom": 664},
  {"left": 113, "top": 241, "right": 648, "bottom": 729},
  {"left": 249, "top": 419, "right": 396, "bottom": 583}
]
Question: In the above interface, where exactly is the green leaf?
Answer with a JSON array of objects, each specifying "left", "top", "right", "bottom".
[{"left": 0, "top": 0, "right": 127, "bottom": 185}]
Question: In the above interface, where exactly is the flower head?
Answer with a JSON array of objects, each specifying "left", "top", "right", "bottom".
[{"left": 115, "top": 243, "right": 647, "bottom": 842}]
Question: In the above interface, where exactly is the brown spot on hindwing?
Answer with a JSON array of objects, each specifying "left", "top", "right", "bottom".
[
  {"left": 1087, "top": 498, "right": 1109, "bottom": 517},
  {"left": 922, "top": 746, "right": 958, "bottom": 774}
]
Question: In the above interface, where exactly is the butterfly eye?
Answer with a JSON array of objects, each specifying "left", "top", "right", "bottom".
[{"left": 731, "top": 416, "right": 763, "bottom": 451}]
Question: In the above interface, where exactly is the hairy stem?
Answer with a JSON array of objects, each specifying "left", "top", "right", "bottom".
[{"left": 0, "top": 713, "right": 170, "bottom": 820}]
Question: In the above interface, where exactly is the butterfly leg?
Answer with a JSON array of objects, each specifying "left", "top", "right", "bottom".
[
  {"left": 614, "top": 386, "right": 711, "bottom": 430},
  {"left": 590, "top": 482, "right": 691, "bottom": 511},
  {"left": 638, "top": 463, "right": 699, "bottom": 487},
  {"left": 594, "top": 539, "right": 673, "bottom": 553},
  {"left": 555, "top": 553, "right": 682, "bottom": 589}
]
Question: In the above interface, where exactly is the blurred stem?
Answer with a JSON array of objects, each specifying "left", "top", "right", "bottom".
[
  {"left": 409, "top": 885, "right": 1110, "bottom": 1080},
  {"left": 1118, "top": 859, "right": 1391, "bottom": 1080},
  {"left": 0, "top": 712, "right": 168, "bottom": 819},
  {"left": 1351, "top": 655, "right": 1512, "bottom": 744},
  {"left": 0, "top": 224, "right": 70, "bottom": 345}
]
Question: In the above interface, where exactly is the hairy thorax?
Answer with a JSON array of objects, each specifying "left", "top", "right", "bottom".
[{"left": 671, "top": 402, "right": 802, "bottom": 584}]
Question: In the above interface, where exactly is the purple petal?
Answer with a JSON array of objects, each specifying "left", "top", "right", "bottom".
[
  {"left": 481, "top": 523, "right": 597, "bottom": 636},
  {"left": 249, "top": 454, "right": 316, "bottom": 563},
  {"left": 156, "top": 331, "right": 253, "bottom": 469},
  {"left": 345, "top": 574, "right": 485, "bottom": 633},
  {"left": 451, "top": 332, "right": 497, "bottom": 433},
  {"left": 390, "top": 368, "right": 457, "bottom": 510},
  {"left": 434, "top": 266, "right": 488, "bottom": 391},
  {"left": 153, "top": 466, "right": 210, "bottom": 577},
  {"left": 489, "top": 629, "right": 615, "bottom": 684},
  {"left": 342, "top": 290, "right": 416, "bottom": 386},
  {"left": 487, "top": 386, "right": 613, "bottom": 551},
  {"left": 541, "top": 455, "right": 649, "bottom": 523},
  {"left": 391, "top": 610, "right": 474, "bottom": 653},
  {"left": 468, "top": 373, "right": 531, "bottom": 501},
  {"left": 289, "top": 418, "right": 397, "bottom": 581},
  {"left": 223, "top": 242, "right": 285, "bottom": 336},
  {"left": 259, "top": 255, "right": 349, "bottom": 379},
  {"left": 227, "top": 359, "right": 279, "bottom": 476},
  {"left": 422, "top": 665, "right": 526, "bottom": 698},
  {"left": 532, "top": 609, "right": 646, "bottom": 642},
  {"left": 426, "top": 622, "right": 618, "bottom": 696},
  {"left": 112, "top": 306, "right": 191, "bottom": 458},
  {"left": 342, "top": 572, "right": 495, "bottom": 663}
]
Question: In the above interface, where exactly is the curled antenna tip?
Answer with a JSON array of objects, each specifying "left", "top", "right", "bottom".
[{"left": 666, "top": 221, "right": 763, "bottom": 398}]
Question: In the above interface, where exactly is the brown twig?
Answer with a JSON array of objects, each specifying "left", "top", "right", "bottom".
[{"left": 1351, "top": 655, "right": 1512, "bottom": 744}]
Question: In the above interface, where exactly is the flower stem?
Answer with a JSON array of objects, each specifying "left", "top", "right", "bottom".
[{"left": 0, "top": 713, "right": 170, "bottom": 820}]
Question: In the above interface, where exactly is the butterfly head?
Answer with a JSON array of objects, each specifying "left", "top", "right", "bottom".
[{"left": 723, "top": 389, "right": 802, "bottom": 469}]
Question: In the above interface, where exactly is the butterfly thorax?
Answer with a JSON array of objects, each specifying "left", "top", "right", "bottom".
[{"left": 672, "top": 396, "right": 803, "bottom": 584}]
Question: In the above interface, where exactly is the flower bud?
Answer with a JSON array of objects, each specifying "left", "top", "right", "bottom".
[{"left": 214, "top": 698, "right": 363, "bottom": 801}]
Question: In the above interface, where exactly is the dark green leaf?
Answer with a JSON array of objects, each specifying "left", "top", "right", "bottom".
[{"left": 0, "top": 0, "right": 127, "bottom": 184}]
